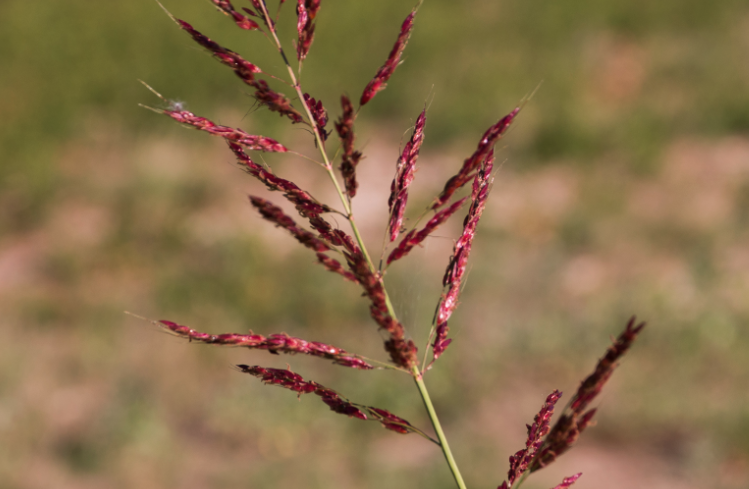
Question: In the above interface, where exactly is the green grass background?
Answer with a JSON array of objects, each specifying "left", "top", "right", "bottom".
[{"left": 1, "top": 0, "right": 749, "bottom": 488}]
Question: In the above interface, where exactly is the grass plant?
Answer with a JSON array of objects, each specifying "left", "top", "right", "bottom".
[{"left": 140, "top": 1, "right": 646, "bottom": 487}]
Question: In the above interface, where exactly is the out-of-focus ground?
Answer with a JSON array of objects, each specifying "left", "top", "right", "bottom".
[{"left": 1, "top": 1, "right": 749, "bottom": 488}]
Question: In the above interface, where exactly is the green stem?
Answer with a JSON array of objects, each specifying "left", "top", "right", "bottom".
[{"left": 413, "top": 365, "right": 468, "bottom": 489}]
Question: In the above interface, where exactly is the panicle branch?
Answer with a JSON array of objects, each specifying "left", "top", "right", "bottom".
[
  {"left": 430, "top": 151, "right": 495, "bottom": 366},
  {"left": 296, "top": 0, "right": 321, "bottom": 61},
  {"left": 360, "top": 8, "right": 418, "bottom": 106},
  {"left": 335, "top": 95, "right": 363, "bottom": 198},
  {"left": 176, "top": 20, "right": 304, "bottom": 123},
  {"left": 531, "top": 318, "right": 646, "bottom": 471},
  {"left": 238, "top": 365, "right": 427, "bottom": 436},
  {"left": 388, "top": 109, "right": 426, "bottom": 242},
  {"left": 159, "top": 320, "right": 373, "bottom": 369},
  {"left": 387, "top": 197, "right": 467, "bottom": 265},
  {"left": 163, "top": 109, "right": 287, "bottom": 152},
  {"left": 496, "top": 390, "right": 562, "bottom": 489},
  {"left": 433, "top": 108, "right": 518, "bottom": 210},
  {"left": 249, "top": 196, "right": 330, "bottom": 252},
  {"left": 303, "top": 93, "right": 329, "bottom": 143},
  {"left": 209, "top": 0, "right": 260, "bottom": 30}
]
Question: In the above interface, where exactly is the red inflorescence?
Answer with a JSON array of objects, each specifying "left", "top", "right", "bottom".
[
  {"left": 159, "top": 320, "right": 374, "bottom": 369},
  {"left": 388, "top": 109, "right": 426, "bottom": 242},
  {"left": 360, "top": 10, "right": 416, "bottom": 106}
]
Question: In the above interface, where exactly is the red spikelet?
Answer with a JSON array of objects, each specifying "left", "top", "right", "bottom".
[
  {"left": 335, "top": 95, "right": 362, "bottom": 198},
  {"left": 209, "top": 0, "right": 260, "bottom": 30},
  {"left": 303, "top": 93, "right": 329, "bottom": 142},
  {"left": 387, "top": 109, "right": 426, "bottom": 242},
  {"left": 433, "top": 108, "right": 518, "bottom": 210},
  {"left": 296, "top": 0, "right": 321, "bottom": 61},
  {"left": 360, "top": 9, "right": 416, "bottom": 106}
]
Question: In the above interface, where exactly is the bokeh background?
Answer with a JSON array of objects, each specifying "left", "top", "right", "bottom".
[{"left": 2, "top": 0, "right": 749, "bottom": 488}]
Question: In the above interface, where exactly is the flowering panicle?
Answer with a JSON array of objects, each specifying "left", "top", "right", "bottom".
[
  {"left": 387, "top": 197, "right": 467, "bottom": 265},
  {"left": 497, "top": 390, "right": 562, "bottom": 489},
  {"left": 433, "top": 108, "right": 518, "bottom": 210},
  {"left": 209, "top": 0, "right": 260, "bottom": 30},
  {"left": 163, "top": 109, "right": 287, "bottom": 152},
  {"left": 177, "top": 20, "right": 303, "bottom": 123},
  {"left": 296, "top": 0, "right": 321, "bottom": 61},
  {"left": 158, "top": 320, "right": 373, "bottom": 369},
  {"left": 303, "top": 93, "right": 329, "bottom": 142},
  {"left": 360, "top": 9, "right": 417, "bottom": 106},
  {"left": 531, "top": 317, "right": 646, "bottom": 471},
  {"left": 335, "top": 95, "right": 363, "bottom": 198},
  {"left": 431, "top": 152, "right": 495, "bottom": 365},
  {"left": 238, "top": 365, "right": 419, "bottom": 434},
  {"left": 388, "top": 109, "right": 426, "bottom": 242}
]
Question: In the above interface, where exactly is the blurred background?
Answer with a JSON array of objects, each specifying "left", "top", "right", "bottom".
[{"left": 1, "top": 0, "right": 748, "bottom": 488}]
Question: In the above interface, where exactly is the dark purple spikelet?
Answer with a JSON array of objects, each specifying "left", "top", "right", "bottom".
[
  {"left": 360, "top": 10, "right": 416, "bottom": 106},
  {"left": 164, "top": 109, "right": 287, "bottom": 152},
  {"left": 335, "top": 95, "right": 363, "bottom": 197},
  {"left": 387, "top": 109, "right": 426, "bottom": 242},
  {"left": 209, "top": 0, "right": 260, "bottom": 30},
  {"left": 531, "top": 318, "right": 646, "bottom": 471},
  {"left": 431, "top": 152, "right": 495, "bottom": 365},
  {"left": 316, "top": 253, "right": 360, "bottom": 283},
  {"left": 303, "top": 93, "right": 329, "bottom": 141},
  {"left": 158, "top": 320, "right": 373, "bottom": 369},
  {"left": 387, "top": 197, "right": 467, "bottom": 265},
  {"left": 550, "top": 474, "right": 582, "bottom": 489},
  {"left": 497, "top": 390, "right": 562, "bottom": 489},
  {"left": 238, "top": 365, "right": 418, "bottom": 433},
  {"left": 249, "top": 196, "right": 330, "bottom": 252},
  {"left": 296, "top": 0, "right": 321, "bottom": 61},
  {"left": 433, "top": 108, "right": 518, "bottom": 210}
]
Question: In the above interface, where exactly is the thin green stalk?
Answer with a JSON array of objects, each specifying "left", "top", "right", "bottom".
[{"left": 413, "top": 365, "right": 468, "bottom": 489}]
